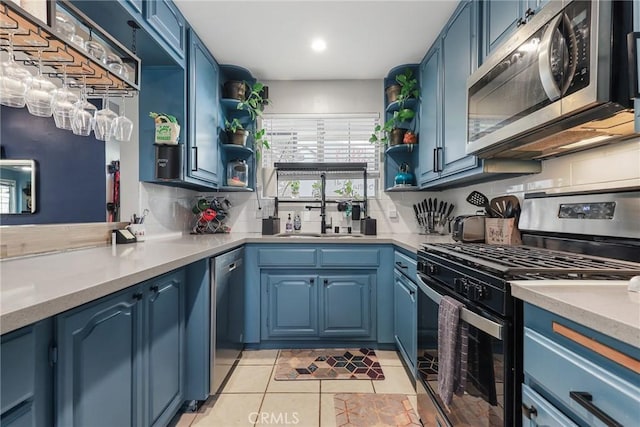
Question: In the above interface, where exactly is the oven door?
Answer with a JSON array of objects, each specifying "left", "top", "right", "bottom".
[
  {"left": 416, "top": 275, "right": 513, "bottom": 427},
  {"left": 466, "top": 0, "right": 593, "bottom": 156}
]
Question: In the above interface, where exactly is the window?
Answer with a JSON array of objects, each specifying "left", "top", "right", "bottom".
[
  {"left": 0, "top": 179, "right": 16, "bottom": 214},
  {"left": 261, "top": 114, "right": 380, "bottom": 199}
]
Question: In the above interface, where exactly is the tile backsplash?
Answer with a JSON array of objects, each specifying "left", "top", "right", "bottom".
[{"left": 138, "top": 138, "right": 639, "bottom": 236}]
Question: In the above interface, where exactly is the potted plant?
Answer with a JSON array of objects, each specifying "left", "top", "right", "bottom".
[
  {"left": 223, "top": 80, "right": 247, "bottom": 100},
  {"left": 237, "top": 81, "right": 270, "bottom": 121},
  {"left": 224, "top": 119, "right": 271, "bottom": 159},
  {"left": 369, "top": 108, "right": 416, "bottom": 146},
  {"left": 385, "top": 68, "right": 419, "bottom": 106},
  {"left": 225, "top": 118, "right": 249, "bottom": 146}
]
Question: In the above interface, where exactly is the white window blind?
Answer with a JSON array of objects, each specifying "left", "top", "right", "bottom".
[{"left": 261, "top": 114, "right": 381, "bottom": 175}]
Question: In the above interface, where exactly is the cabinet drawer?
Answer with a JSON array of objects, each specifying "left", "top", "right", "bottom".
[
  {"left": 521, "top": 384, "right": 578, "bottom": 426},
  {"left": 1, "top": 327, "right": 35, "bottom": 414},
  {"left": 524, "top": 328, "right": 640, "bottom": 427},
  {"left": 258, "top": 248, "right": 317, "bottom": 267},
  {"left": 394, "top": 251, "right": 417, "bottom": 281},
  {"left": 320, "top": 248, "right": 379, "bottom": 267}
]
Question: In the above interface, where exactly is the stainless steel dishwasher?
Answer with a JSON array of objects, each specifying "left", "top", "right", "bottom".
[{"left": 210, "top": 247, "right": 244, "bottom": 395}]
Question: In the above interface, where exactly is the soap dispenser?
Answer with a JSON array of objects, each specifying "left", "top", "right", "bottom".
[
  {"left": 285, "top": 213, "right": 293, "bottom": 233},
  {"left": 293, "top": 213, "right": 302, "bottom": 232}
]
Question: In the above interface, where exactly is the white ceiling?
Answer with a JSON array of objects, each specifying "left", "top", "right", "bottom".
[{"left": 173, "top": 1, "right": 459, "bottom": 81}]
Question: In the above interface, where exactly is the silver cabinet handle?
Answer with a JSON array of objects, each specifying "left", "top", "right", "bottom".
[{"left": 538, "top": 13, "right": 577, "bottom": 101}]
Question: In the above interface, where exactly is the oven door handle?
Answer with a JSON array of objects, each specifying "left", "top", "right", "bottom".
[{"left": 421, "top": 283, "right": 504, "bottom": 340}]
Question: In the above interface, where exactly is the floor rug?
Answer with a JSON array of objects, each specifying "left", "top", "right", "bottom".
[
  {"left": 274, "top": 348, "right": 385, "bottom": 380},
  {"left": 334, "top": 393, "right": 421, "bottom": 427}
]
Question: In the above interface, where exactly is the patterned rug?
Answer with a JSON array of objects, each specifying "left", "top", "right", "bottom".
[
  {"left": 274, "top": 348, "right": 385, "bottom": 380},
  {"left": 334, "top": 394, "right": 421, "bottom": 427}
]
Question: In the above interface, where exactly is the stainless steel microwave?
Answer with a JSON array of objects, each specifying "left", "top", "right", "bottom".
[{"left": 466, "top": 0, "right": 636, "bottom": 160}]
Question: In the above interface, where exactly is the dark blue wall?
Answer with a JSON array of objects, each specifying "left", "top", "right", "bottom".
[{"left": 0, "top": 106, "right": 106, "bottom": 225}]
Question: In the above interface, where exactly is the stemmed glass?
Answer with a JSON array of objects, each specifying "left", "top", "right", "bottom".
[
  {"left": 93, "top": 88, "right": 117, "bottom": 141},
  {"left": 0, "top": 30, "right": 33, "bottom": 108},
  {"left": 110, "top": 95, "right": 133, "bottom": 142},
  {"left": 52, "top": 65, "right": 79, "bottom": 130},
  {"left": 25, "top": 49, "right": 57, "bottom": 117},
  {"left": 71, "top": 75, "right": 96, "bottom": 136}
]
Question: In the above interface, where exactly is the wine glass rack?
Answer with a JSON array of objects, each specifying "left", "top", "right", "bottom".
[{"left": 0, "top": 0, "right": 140, "bottom": 97}]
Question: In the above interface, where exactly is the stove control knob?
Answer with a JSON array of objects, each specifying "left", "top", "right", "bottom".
[
  {"left": 427, "top": 264, "right": 438, "bottom": 275},
  {"left": 454, "top": 278, "right": 467, "bottom": 293},
  {"left": 417, "top": 261, "right": 426, "bottom": 274},
  {"left": 470, "top": 284, "right": 486, "bottom": 301}
]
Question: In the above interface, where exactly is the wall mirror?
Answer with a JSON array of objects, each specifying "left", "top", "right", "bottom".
[{"left": 0, "top": 159, "right": 36, "bottom": 214}]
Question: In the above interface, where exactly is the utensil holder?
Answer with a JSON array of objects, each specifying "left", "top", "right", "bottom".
[{"left": 485, "top": 218, "right": 522, "bottom": 245}]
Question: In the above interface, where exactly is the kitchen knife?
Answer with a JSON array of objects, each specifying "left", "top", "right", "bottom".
[
  {"left": 417, "top": 202, "right": 424, "bottom": 226},
  {"left": 444, "top": 203, "right": 454, "bottom": 225},
  {"left": 413, "top": 204, "right": 421, "bottom": 226},
  {"left": 422, "top": 199, "right": 429, "bottom": 229}
]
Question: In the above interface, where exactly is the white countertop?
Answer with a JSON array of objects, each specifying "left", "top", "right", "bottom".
[
  {"left": 511, "top": 280, "right": 640, "bottom": 348},
  {"left": 0, "top": 232, "right": 451, "bottom": 334}
]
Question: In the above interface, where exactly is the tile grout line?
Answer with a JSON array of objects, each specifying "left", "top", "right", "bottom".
[{"left": 254, "top": 350, "right": 279, "bottom": 427}]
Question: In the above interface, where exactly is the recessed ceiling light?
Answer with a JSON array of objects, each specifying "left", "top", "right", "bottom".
[{"left": 311, "top": 38, "right": 326, "bottom": 52}]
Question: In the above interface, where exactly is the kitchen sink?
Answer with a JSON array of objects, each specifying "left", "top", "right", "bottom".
[{"left": 272, "top": 232, "right": 365, "bottom": 238}]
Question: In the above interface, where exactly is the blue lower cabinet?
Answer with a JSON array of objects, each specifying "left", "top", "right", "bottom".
[
  {"left": 319, "top": 274, "right": 373, "bottom": 337},
  {"left": 522, "top": 384, "right": 578, "bottom": 427},
  {"left": 56, "top": 269, "right": 185, "bottom": 427},
  {"left": 263, "top": 273, "right": 318, "bottom": 338},
  {"left": 393, "top": 270, "right": 417, "bottom": 374},
  {"left": 1, "top": 321, "right": 53, "bottom": 427},
  {"left": 145, "top": 270, "right": 185, "bottom": 427},
  {"left": 56, "top": 286, "right": 144, "bottom": 427}
]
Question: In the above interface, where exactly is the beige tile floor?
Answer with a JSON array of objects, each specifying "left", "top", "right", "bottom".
[{"left": 169, "top": 349, "right": 417, "bottom": 427}]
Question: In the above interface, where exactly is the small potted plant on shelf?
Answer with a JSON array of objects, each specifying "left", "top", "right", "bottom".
[
  {"left": 369, "top": 108, "right": 416, "bottom": 146},
  {"left": 385, "top": 68, "right": 419, "bottom": 106},
  {"left": 237, "top": 81, "right": 270, "bottom": 121},
  {"left": 225, "top": 118, "right": 249, "bottom": 146},
  {"left": 225, "top": 119, "right": 271, "bottom": 158}
]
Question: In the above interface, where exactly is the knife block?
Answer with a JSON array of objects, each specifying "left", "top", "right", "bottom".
[{"left": 485, "top": 218, "right": 521, "bottom": 245}]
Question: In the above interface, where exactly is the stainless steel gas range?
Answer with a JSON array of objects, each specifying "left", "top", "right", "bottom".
[{"left": 414, "top": 190, "right": 640, "bottom": 427}]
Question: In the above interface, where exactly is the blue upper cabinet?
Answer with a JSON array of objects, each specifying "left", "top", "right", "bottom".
[
  {"left": 187, "top": 29, "right": 221, "bottom": 187},
  {"left": 440, "top": 0, "right": 479, "bottom": 177},
  {"left": 123, "top": 0, "right": 144, "bottom": 15},
  {"left": 481, "top": 0, "right": 551, "bottom": 63},
  {"left": 146, "top": 0, "right": 186, "bottom": 59},
  {"left": 418, "top": 43, "right": 441, "bottom": 186}
]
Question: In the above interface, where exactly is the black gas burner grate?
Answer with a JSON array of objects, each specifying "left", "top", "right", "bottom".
[{"left": 422, "top": 243, "right": 640, "bottom": 279}]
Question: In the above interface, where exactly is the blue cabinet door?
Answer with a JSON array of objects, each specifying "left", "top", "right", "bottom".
[
  {"left": 521, "top": 384, "right": 578, "bottom": 427},
  {"left": 319, "top": 274, "right": 372, "bottom": 338},
  {"left": 482, "top": 0, "right": 523, "bottom": 61},
  {"left": 263, "top": 273, "right": 318, "bottom": 337},
  {"left": 1, "top": 321, "right": 53, "bottom": 427},
  {"left": 188, "top": 29, "right": 220, "bottom": 186},
  {"left": 393, "top": 271, "right": 417, "bottom": 374},
  {"left": 145, "top": 270, "right": 185, "bottom": 427},
  {"left": 56, "top": 287, "right": 144, "bottom": 427},
  {"left": 441, "top": 0, "right": 479, "bottom": 177},
  {"left": 122, "top": 0, "right": 143, "bottom": 15},
  {"left": 418, "top": 43, "right": 441, "bottom": 187},
  {"left": 146, "top": 0, "right": 186, "bottom": 58}
]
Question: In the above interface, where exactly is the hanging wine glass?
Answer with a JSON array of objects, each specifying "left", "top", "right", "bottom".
[
  {"left": 93, "top": 87, "right": 117, "bottom": 141},
  {"left": 0, "top": 31, "right": 33, "bottom": 108},
  {"left": 52, "top": 65, "right": 79, "bottom": 130},
  {"left": 71, "top": 75, "right": 96, "bottom": 136},
  {"left": 110, "top": 95, "right": 133, "bottom": 142},
  {"left": 25, "top": 49, "right": 57, "bottom": 117}
]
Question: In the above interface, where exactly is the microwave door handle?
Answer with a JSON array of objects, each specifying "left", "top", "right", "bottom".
[
  {"left": 421, "top": 281, "right": 504, "bottom": 340},
  {"left": 538, "top": 13, "right": 564, "bottom": 101}
]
